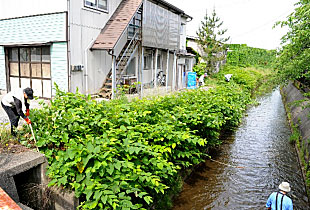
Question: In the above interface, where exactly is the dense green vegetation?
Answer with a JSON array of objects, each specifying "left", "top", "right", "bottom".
[
  {"left": 19, "top": 66, "right": 271, "bottom": 210},
  {"left": 193, "top": 44, "right": 276, "bottom": 77},
  {"left": 276, "top": 0, "right": 310, "bottom": 193},
  {"left": 275, "top": 0, "right": 310, "bottom": 86},
  {"left": 226, "top": 44, "right": 276, "bottom": 68}
]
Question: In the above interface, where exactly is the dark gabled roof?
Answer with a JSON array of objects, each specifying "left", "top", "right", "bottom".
[{"left": 92, "top": 0, "right": 143, "bottom": 50}]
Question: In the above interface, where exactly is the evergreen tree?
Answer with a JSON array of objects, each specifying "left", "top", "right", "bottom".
[{"left": 196, "top": 9, "right": 230, "bottom": 73}]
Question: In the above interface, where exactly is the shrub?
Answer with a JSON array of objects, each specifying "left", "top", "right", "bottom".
[{"left": 21, "top": 66, "right": 270, "bottom": 209}]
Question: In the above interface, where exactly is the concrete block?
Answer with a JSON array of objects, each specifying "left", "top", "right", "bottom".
[
  {"left": 18, "top": 202, "right": 33, "bottom": 210},
  {"left": 0, "top": 151, "right": 46, "bottom": 177},
  {"left": 0, "top": 151, "right": 47, "bottom": 203},
  {"left": 0, "top": 151, "right": 79, "bottom": 210},
  {"left": 50, "top": 187, "right": 79, "bottom": 210},
  {"left": 0, "top": 174, "right": 19, "bottom": 202}
]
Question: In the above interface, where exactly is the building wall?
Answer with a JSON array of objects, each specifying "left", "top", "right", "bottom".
[
  {"left": 142, "top": 0, "right": 180, "bottom": 50},
  {"left": 88, "top": 50, "right": 112, "bottom": 94},
  {"left": 180, "top": 17, "right": 187, "bottom": 51},
  {"left": 0, "top": 0, "right": 67, "bottom": 20},
  {"left": 187, "top": 39, "right": 204, "bottom": 57},
  {"left": 51, "top": 42, "right": 69, "bottom": 94},
  {"left": 0, "top": 13, "right": 68, "bottom": 94},
  {"left": 69, "top": 0, "right": 123, "bottom": 94},
  {"left": 0, "top": 47, "right": 5, "bottom": 90}
]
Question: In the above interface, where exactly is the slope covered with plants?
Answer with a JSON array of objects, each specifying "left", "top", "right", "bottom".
[{"left": 226, "top": 44, "right": 276, "bottom": 68}]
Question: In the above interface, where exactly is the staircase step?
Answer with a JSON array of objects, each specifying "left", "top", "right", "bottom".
[
  {"left": 100, "top": 87, "right": 112, "bottom": 92},
  {"left": 99, "top": 91, "right": 112, "bottom": 99},
  {"left": 104, "top": 83, "right": 112, "bottom": 88}
]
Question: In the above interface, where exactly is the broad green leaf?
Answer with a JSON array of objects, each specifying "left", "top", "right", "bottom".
[
  {"left": 101, "top": 195, "right": 108, "bottom": 204},
  {"left": 107, "top": 164, "right": 114, "bottom": 175}
]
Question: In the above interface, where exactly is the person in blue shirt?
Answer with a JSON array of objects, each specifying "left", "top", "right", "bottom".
[{"left": 266, "top": 182, "right": 293, "bottom": 210}]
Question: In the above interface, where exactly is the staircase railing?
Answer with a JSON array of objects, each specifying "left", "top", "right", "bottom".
[
  {"left": 115, "top": 27, "right": 142, "bottom": 85},
  {"left": 116, "top": 27, "right": 141, "bottom": 68}
]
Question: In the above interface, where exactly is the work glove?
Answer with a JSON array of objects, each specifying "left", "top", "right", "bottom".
[
  {"left": 25, "top": 117, "right": 31, "bottom": 125},
  {"left": 26, "top": 109, "right": 30, "bottom": 117}
]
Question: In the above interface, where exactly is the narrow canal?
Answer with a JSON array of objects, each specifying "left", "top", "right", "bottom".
[{"left": 173, "top": 89, "right": 309, "bottom": 209}]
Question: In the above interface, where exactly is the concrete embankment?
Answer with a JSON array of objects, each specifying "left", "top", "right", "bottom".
[
  {"left": 0, "top": 151, "right": 78, "bottom": 209},
  {"left": 282, "top": 81, "right": 310, "bottom": 195}
]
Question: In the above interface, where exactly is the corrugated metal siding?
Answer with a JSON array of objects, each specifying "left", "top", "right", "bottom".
[
  {"left": 0, "top": 46, "right": 6, "bottom": 90},
  {"left": 143, "top": 0, "right": 180, "bottom": 50},
  {"left": 51, "top": 42, "right": 68, "bottom": 95},
  {"left": 0, "top": 13, "right": 66, "bottom": 45}
]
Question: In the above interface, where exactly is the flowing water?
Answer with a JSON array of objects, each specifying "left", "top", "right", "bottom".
[{"left": 173, "top": 89, "right": 309, "bottom": 210}]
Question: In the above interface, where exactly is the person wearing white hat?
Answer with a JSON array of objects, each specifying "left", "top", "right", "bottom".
[{"left": 266, "top": 182, "right": 293, "bottom": 210}]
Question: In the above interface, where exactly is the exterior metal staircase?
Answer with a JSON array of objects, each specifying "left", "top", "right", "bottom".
[{"left": 99, "top": 27, "right": 142, "bottom": 99}]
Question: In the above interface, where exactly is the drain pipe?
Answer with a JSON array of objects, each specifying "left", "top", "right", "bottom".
[
  {"left": 84, "top": 39, "right": 94, "bottom": 94},
  {"left": 108, "top": 49, "right": 116, "bottom": 99}
]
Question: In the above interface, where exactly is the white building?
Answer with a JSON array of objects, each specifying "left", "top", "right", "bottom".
[{"left": 0, "top": 0, "right": 195, "bottom": 99}]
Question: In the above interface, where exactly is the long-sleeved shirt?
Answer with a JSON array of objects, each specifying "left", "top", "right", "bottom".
[{"left": 1, "top": 88, "right": 30, "bottom": 119}]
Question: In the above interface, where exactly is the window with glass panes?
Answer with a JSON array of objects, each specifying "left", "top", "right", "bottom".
[
  {"left": 84, "top": 0, "right": 107, "bottom": 11},
  {"left": 7, "top": 46, "right": 51, "bottom": 98}
]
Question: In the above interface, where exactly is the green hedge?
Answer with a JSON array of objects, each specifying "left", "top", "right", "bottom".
[{"left": 22, "top": 67, "right": 268, "bottom": 210}]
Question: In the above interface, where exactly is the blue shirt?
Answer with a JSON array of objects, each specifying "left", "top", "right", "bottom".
[{"left": 266, "top": 192, "right": 293, "bottom": 210}]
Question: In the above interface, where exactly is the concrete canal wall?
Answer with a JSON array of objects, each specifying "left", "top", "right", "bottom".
[
  {"left": 0, "top": 151, "right": 78, "bottom": 209},
  {"left": 282, "top": 81, "right": 310, "bottom": 192}
]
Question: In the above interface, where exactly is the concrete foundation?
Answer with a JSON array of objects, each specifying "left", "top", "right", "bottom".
[{"left": 0, "top": 151, "right": 79, "bottom": 210}]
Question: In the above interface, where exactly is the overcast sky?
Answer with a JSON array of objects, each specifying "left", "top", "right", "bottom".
[{"left": 166, "top": 0, "right": 297, "bottom": 50}]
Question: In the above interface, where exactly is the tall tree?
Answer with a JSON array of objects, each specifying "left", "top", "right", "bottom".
[
  {"left": 276, "top": 0, "right": 310, "bottom": 85},
  {"left": 196, "top": 9, "right": 230, "bottom": 73}
]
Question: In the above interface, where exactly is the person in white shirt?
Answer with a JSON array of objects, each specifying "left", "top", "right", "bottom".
[
  {"left": 198, "top": 73, "right": 208, "bottom": 87},
  {"left": 1, "top": 88, "right": 34, "bottom": 136}
]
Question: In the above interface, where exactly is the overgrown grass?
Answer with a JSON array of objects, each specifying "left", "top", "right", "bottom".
[
  {"left": 205, "top": 66, "right": 276, "bottom": 96},
  {"left": 0, "top": 122, "right": 12, "bottom": 144}
]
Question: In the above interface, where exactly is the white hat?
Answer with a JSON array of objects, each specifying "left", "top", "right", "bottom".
[{"left": 279, "top": 182, "right": 291, "bottom": 192}]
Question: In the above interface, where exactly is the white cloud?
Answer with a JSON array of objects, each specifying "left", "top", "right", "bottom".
[{"left": 166, "top": 0, "right": 297, "bottom": 49}]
